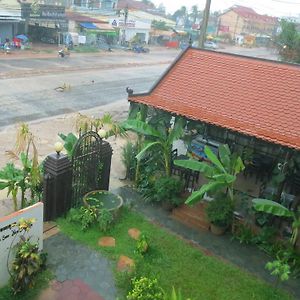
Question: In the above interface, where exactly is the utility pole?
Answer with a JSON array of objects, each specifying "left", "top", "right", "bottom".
[{"left": 198, "top": 0, "right": 211, "bottom": 48}]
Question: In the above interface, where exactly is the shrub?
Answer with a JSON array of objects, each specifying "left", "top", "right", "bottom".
[
  {"left": 67, "top": 206, "right": 98, "bottom": 231},
  {"left": 11, "top": 240, "right": 47, "bottom": 294},
  {"left": 97, "top": 209, "right": 113, "bottom": 232},
  {"left": 121, "top": 141, "right": 138, "bottom": 181},
  {"left": 153, "top": 176, "right": 183, "bottom": 205},
  {"left": 135, "top": 235, "right": 149, "bottom": 256},
  {"left": 127, "top": 277, "right": 165, "bottom": 300},
  {"left": 206, "top": 194, "right": 233, "bottom": 227}
]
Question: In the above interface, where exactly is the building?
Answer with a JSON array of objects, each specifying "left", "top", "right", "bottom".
[
  {"left": 128, "top": 47, "right": 300, "bottom": 197},
  {"left": 0, "top": 0, "right": 22, "bottom": 42},
  {"left": 71, "top": 0, "right": 118, "bottom": 10},
  {"left": 21, "top": 2, "right": 68, "bottom": 44},
  {"left": 218, "top": 5, "right": 278, "bottom": 40}
]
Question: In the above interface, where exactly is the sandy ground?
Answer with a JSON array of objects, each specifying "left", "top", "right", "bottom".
[{"left": 0, "top": 99, "right": 131, "bottom": 217}]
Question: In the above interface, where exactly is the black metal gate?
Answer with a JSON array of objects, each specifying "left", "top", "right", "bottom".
[{"left": 71, "top": 130, "right": 113, "bottom": 207}]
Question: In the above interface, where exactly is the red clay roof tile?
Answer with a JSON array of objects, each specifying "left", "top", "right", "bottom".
[{"left": 129, "top": 48, "right": 300, "bottom": 150}]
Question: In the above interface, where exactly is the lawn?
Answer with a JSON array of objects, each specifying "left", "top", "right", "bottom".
[{"left": 57, "top": 208, "right": 293, "bottom": 300}]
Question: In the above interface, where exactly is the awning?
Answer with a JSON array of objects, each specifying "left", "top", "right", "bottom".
[{"left": 80, "top": 22, "right": 97, "bottom": 29}]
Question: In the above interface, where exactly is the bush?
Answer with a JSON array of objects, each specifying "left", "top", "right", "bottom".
[
  {"left": 127, "top": 277, "right": 165, "bottom": 300},
  {"left": 135, "top": 234, "right": 149, "bottom": 256},
  {"left": 206, "top": 194, "right": 233, "bottom": 227},
  {"left": 11, "top": 240, "right": 47, "bottom": 294},
  {"left": 153, "top": 176, "right": 183, "bottom": 205},
  {"left": 121, "top": 141, "right": 138, "bottom": 181},
  {"left": 97, "top": 209, "right": 113, "bottom": 232}
]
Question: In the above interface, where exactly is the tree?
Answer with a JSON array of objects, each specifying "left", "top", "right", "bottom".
[
  {"left": 174, "top": 144, "right": 245, "bottom": 205},
  {"left": 172, "top": 6, "right": 187, "bottom": 23},
  {"left": 277, "top": 19, "right": 300, "bottom": 63},
  {"left": 152, "top": 20, "right": 168, "bottom": 31},
  {"left": 190, "top": 5, "right": 199, "bottom": 24},
  {"left": 122, "top": 118, "right": 185, "bottom": 177}
]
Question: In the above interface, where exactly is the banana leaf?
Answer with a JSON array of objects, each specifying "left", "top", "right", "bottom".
[
  {"left": 185, "top": 182, "right": 225, "bottom": 205},
  {"left": 252, "top": 198, "right": 293, "bottom": 218},
  {"left": 204, "top": 146, "right": 225, "bottom": 173},
  {"left": 122, "top": 119, "right": 161, "bottom": 138},
  {"left": 174, "top": 159, "right": 214, "bottom": 177},
  {"left": 136, "top": 141, "right": 161, "bottom": 161}
]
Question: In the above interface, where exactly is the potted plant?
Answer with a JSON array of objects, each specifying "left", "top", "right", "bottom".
[{"left": 206, "top": 193, "right": 233, "bottom": 235}]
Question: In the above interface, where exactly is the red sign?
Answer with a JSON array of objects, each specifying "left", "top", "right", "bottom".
[{"left": 219, "top": 25, "right": 229, "bottom": 32}]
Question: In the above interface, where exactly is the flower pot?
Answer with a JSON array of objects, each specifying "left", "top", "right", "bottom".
[{"left": 210, "top": 223, "right": 227, "bottom": 235}]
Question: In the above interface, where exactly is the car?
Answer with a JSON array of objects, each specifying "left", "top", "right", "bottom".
[{"left": 204, "top": 41, "right": 218, "bottom": 49}]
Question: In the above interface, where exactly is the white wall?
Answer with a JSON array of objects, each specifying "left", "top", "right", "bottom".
[{"left": 0, "top": 202, "right": 44, "bottom": 288}]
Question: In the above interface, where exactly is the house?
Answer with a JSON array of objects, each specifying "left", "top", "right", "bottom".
[
  {"left": 0, "top": 0, "right": 22, "bottom": 42},
  {"left": 218, "top": 5, "right": 278, "bottom": 41},
  {"left": 128, "top": 47, "right": 300, "bottom": 199}
]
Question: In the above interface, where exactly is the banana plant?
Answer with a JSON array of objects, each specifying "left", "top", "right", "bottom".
[
  {"left": 122, "top": 117, "right": 185, "bottom": 177},
  {"left": 0, "top": 163, "right": 23, "bottom": 211},
  {"left": 174, "top": 144, "right": 245, "bottom": 205},
  {"left": 252, "top": 198, "right": 300, "bottom": 247}
]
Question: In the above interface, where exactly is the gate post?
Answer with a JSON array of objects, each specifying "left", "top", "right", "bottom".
[
  {"left": 43, "top": 152, "right": 72, "bottom": 221},
  {"left": 99, "top": 140, "right": 113, "bottom": 191}
]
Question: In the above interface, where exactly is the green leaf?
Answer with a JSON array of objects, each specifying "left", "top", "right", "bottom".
[
  {"left": 0, "top": 181, "right": 9, "bottom": 190},
  {"left": 122, "top": 119, "right": 161, "bottom": 138},
  {"left": 204, "top": 146, "right": 225, "bottom": 173},
  {"left": 218, "top": 144, "right": 231, "bottom": 170},
  {"left": 58, "top": 132, "right": 78, "bottom": 156},
  {"left": 136, "top": 141, "right": 161, "bottom": 161},
  {"left": 234, "top": 156, "right": 245, "bottom": 175},
  {"left": 185, "top": 182, "right": 225, "bottom": 205},
  {"left": 212, "top": 174, "right": 236, "bottom": 184},
  {"left": 168, "top": 118, "right": 185, "bottom": 144},
  {"left": 252, "top": 199, "right": 294, "bottom": 218},
  {"left": 174, "top": 159, "right": 214, "bottom": 177}
]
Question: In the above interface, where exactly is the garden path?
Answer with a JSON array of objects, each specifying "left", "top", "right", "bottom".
[
  {"left": 42, "top": 233, "right": 117, "bottom": 300},
  {"left": 115, "top": 186, "right": 300, "bottom": 300}
]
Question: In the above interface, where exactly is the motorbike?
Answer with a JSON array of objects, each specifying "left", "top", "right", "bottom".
[{"left": 58, "top": 47, "right": 70, "bottom": 58}]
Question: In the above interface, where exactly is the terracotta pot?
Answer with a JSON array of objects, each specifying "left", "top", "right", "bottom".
[{"left": 210, "top": 223, "right": 227, "bottom": 235}]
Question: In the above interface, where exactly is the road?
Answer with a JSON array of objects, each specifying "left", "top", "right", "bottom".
[
  {"left": 0, "top": 49, "right": 179, "bottom": 128},
  {"left": 0, "top": 46, "right": 279, "bottom": 128}
]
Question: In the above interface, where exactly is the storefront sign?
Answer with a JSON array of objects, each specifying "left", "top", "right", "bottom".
[
  {"left": 22, "top": 3, "right": 65, "bottom": 20},
  {"left": 0, "top": 203, "right": 43, "bottom": 288}
]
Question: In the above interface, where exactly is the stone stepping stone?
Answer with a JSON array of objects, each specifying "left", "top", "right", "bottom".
[
  {"left": 98, "top": 236, "right": 116, "bottom": 247},
  {"left": 117, "top": 255, "right": 135, "bottom": 272},
  {"left": 128, "top": 228, "right": 141, "bottom": 240}
]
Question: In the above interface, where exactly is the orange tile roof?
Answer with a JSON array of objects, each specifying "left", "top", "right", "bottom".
[{"left": 129, "top": 48, "right": 300, "bottom": 150}]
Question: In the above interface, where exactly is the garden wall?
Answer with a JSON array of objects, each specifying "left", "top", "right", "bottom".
[{"left": 0, "top": 202, "right": 43, "bottom": 287}]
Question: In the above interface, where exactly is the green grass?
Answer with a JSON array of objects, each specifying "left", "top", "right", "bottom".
[
  {"left": 0, "top": 269, "right": 53, "bottom": 300},
  {"left": 57, "top": 208, "right": 293, "bottom": 300}
]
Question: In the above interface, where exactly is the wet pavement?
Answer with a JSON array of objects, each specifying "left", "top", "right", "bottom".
[
  {"left": 43, "top": 233, "right": 117, "bottom": 300},
  {"left": 115, "top": 186, "right": 300, "bottom": 299}
]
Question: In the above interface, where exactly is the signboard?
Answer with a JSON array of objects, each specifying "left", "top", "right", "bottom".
[
  {"left": 21, "top": 3, "right": 65, "bottom": 20},
  {"left": 0, "top": 203, "right": 43, "bottom": 288},
  {"left": 110, "top": 18, "right": 136, "bottom": 28}
]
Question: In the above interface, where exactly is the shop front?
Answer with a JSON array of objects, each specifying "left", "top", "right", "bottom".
[{"left": 21, "top": 3, "right": 68, "bottom": 44}]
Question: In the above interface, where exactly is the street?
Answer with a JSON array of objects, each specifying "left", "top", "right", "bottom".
[
  {"left": 0, "top": 49, "right": 179, "bottom": 128},
  {"left": 0, "top": 46, "right": 279, "bottom": 128}
]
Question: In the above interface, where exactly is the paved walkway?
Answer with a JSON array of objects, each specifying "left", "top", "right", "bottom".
[
  {"left": 115, "top": 186, "right": 300, "bottom": 299},
  {"left": 42, "top": 233, "right": 117, "bottom": 300}
]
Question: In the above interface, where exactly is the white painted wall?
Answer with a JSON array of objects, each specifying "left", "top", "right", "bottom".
[{"left": 0, "top": 202, "right": 44, "bottom": 288}]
